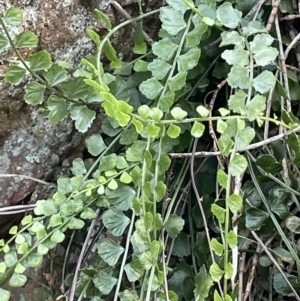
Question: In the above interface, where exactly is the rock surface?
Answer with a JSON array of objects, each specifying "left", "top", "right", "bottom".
[{"left": 0, "top": 0, "right": 135, "bottom": 211}]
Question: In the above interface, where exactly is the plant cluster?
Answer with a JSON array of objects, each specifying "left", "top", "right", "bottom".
[{"left": 1, "top": 0, "right": 300, "bottom": 300}]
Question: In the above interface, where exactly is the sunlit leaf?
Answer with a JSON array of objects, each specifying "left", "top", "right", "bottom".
[{"left": 209, "top": 263, "right": 224, "bottom": 281}]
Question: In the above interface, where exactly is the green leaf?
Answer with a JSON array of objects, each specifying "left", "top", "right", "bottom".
[
  {"left": 214, "top": 290, "right": 222, "bottom": 301},
  {"left": 254, "top": 47, "right": 279, "bottom": 66},
  {"left": 133, "top": 42, "right": 147, "bottom": 55},
  {"left": 236, "top": 127, "right": 255, "bottom": 150},
  {"left": 132, "top": 118, "right": 144, "bottom": 133},
  {"left": 159, "top": 89, "right": 175, "bottom": 112},
  {"left": 209, "top": 263, "right": 224, "bottom": 283},
  {"left": 249, "top": 34, "right": 279, "bottom": 66},
  {"left": 168, "top": 71, "right": 187, "bottom": 91},
  {"left": 14, "top": 31, "right": 38, "bottom": 48},
  {"left": 43, "top": 63, "right": 68, "bottom": 86},
  {"left": 152, "top": 38, "right": 178, "bottom": 61},
  {"left": 245, "top": 207, "right": 269, "bottom": 230},
  {"left": 229, "top": 154, "right": 247, "bottom": 176},
  {"left": 166, "top": 0, "right": 192, "bottom": 12},
  {"left": 57, "top": 176, "right": 72, "bottom": 194},
  {"left": 286, "top": 216, "right": 300, "bottom": 233},
  {"left": 218, "top": 133, "right": 234, "bottom": 156},
  {"left": 102, "top": 207, "right": 130, "bottom": 236},
  {"left": 186, "top": 14, "right": 208, "bottom": 47},
  {"left": 9, "top": 226, "right": 18, "bottom": 235},
  {"left": 256, "top": 154, "right": 282, "bottom": 173},
  {"left": 196, "top": 105, "right": 209, "bottom": 117},
  {"left": 227, "top": 64, "right": 250, "bottom": 89},
  {"left": 101, "top": 93, "right": 133, "bottom": 126},
  {"left": 119, "top": 290, "right": 140, "bottom": 301},
  {"left": 94, "top": 9, "right": 112, "bottom": 30},
  {"left": 155, "top": 181, "right": 167, "bottom": 202},
  {"left": 38, "top": 244, "right": 49, "bottom": 256},
  {"left": 27, "top": 253, "right": 43, "bottom": 267},
  {"left": 93, "top": 271, "right": 117, "bottom": 295},
  {"left": 49, "top": 213, "right": 62, "bottom": 228},
  {"left": 67, "top": 217, "right": 85, "bottom": 230},
  {"left": 80, "top": 207, "right": 98, "bottom": 219},
  {"left": 227, "top": 230, "right": 237, "bottom": 248},
  {"left": 146, "top": 124, "right": 161, "bottom": 137},
  {"left": 217, "top": 169, "right": 228, "bottom": 189},
  {"left": 120, "top": 127, "right": 139, "bottom": 145},
  {"left": 29, "top": 50, "right": 52, "bottom": 71},
  {"left": 0, "top": 288, "right": 11, "bottom": 301},
  {"left": 9, "top": 273, "right": 27, "bottom": 287},
  {"left": 178, "top": 48, "right": 201, "bottom": 71},
  {"left": 98, "top": 239, "right": 124, "bottom": 266},
  {"left": 4, "top": 7, "right": 23, "bottom": 25},
  {"left": 226, "top": 193, "right": 243, "bottom": 213},
  {"left": 211, "top": 204, "right": 225, "bottom": 223},
  {"left": 242, "top": 20, "right": 267, "bottom": 36},
  {"left": 85, "top": 134, "right": 106, "bottom": 156},
  {"left": 245, "top": 94, "right": 266, "bottom": 121},
  {"left": 148, "top": 59, "right": 171, "bottom": 80},
  {"left": 50, "top": 230, "right": 65, "bottom": 244},
  {"left": 160, "top": 7, "right": 186, "bottom": 35},
  {"left": 4, "top": 251, "right": 17, "bottom": 267},
  {"left": 24, "top": 82, "right": 46, "bottom": 105},
  {"left": 191, "top": 121, "right": 205, "bottom": 138},
  {"left": 225, "top": 262, "right": 234, "bottom": 279},
  {"left": 108, "top": 179, "right": 118, "bottom": 190},
  {"left": 0, "top": 34, "right": 9, "bottom": 53},
  {"left": 253, "top": 71, "right": 276, "bottom": 94},
  {"left": 21, "top": 215, "right": 32, "bottom": 225},
  {"left": 172, "top": 232, "right": 191, "bottom": 257},
  {"left": 126, "top": 140, "right": 147, "bottom": 162},
  {"left": 86, "top": 28, "right": 101, "bottom": 48},
  {"left": 167, "top": 123, "right": 181, "bottom": 138},
  {"left": 124, "top": 259, "right": 144, "bottom": 282},
  {"left": 34, "top": 199, "right": 57, "bottom": 216},
  {"left": 47, "top": 95, "right": 68, "bottom": 124},
  {"left": 220, "top": 31, "right": 245, "bottom": 47},
  {"left": 4, "top": 65, "right": 26, "bottom": 85},
  {"left": 140, "top": 77, "right": 164, "bottom": 99},
  {"left": 221, "top": 48, "right": 249, "bottom": 66},
  {"left": 273, "top": 247, "right": 293, "bottom": 264},
  {"left": 70, "top": 104, "right": 96, "bottom": 133},
  {"left": 198, "top": 3, "right": 216, "bottom": 26},
  {"left": 139, "top": 250, "right": 155, "bottom": 270},
  {"left": 60, "top": 77, "right": 94, "bottom": 100},
  {"left": 134, "top": 60, "right": 148, "bottom": 73},
  {"left": 269, "top": 188, "right": 290, "bottom": 219},
  {"left": 165, "top": 214, "right": 185, "bottom": 238},
  {"left": 211, "top": 238, "right": 223, "bottom": 256},
  {"left": 171, "top": 107, "right": 187, "bottom": 121},
  {"left": 106, "top": 184, "right": 136, "bottom": 211},
  {"left": 216, "top": 2, "right": 242, "bottom": 29},
  {"left": 71, "top": 158, "right": 87, "bottom": 176}
]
